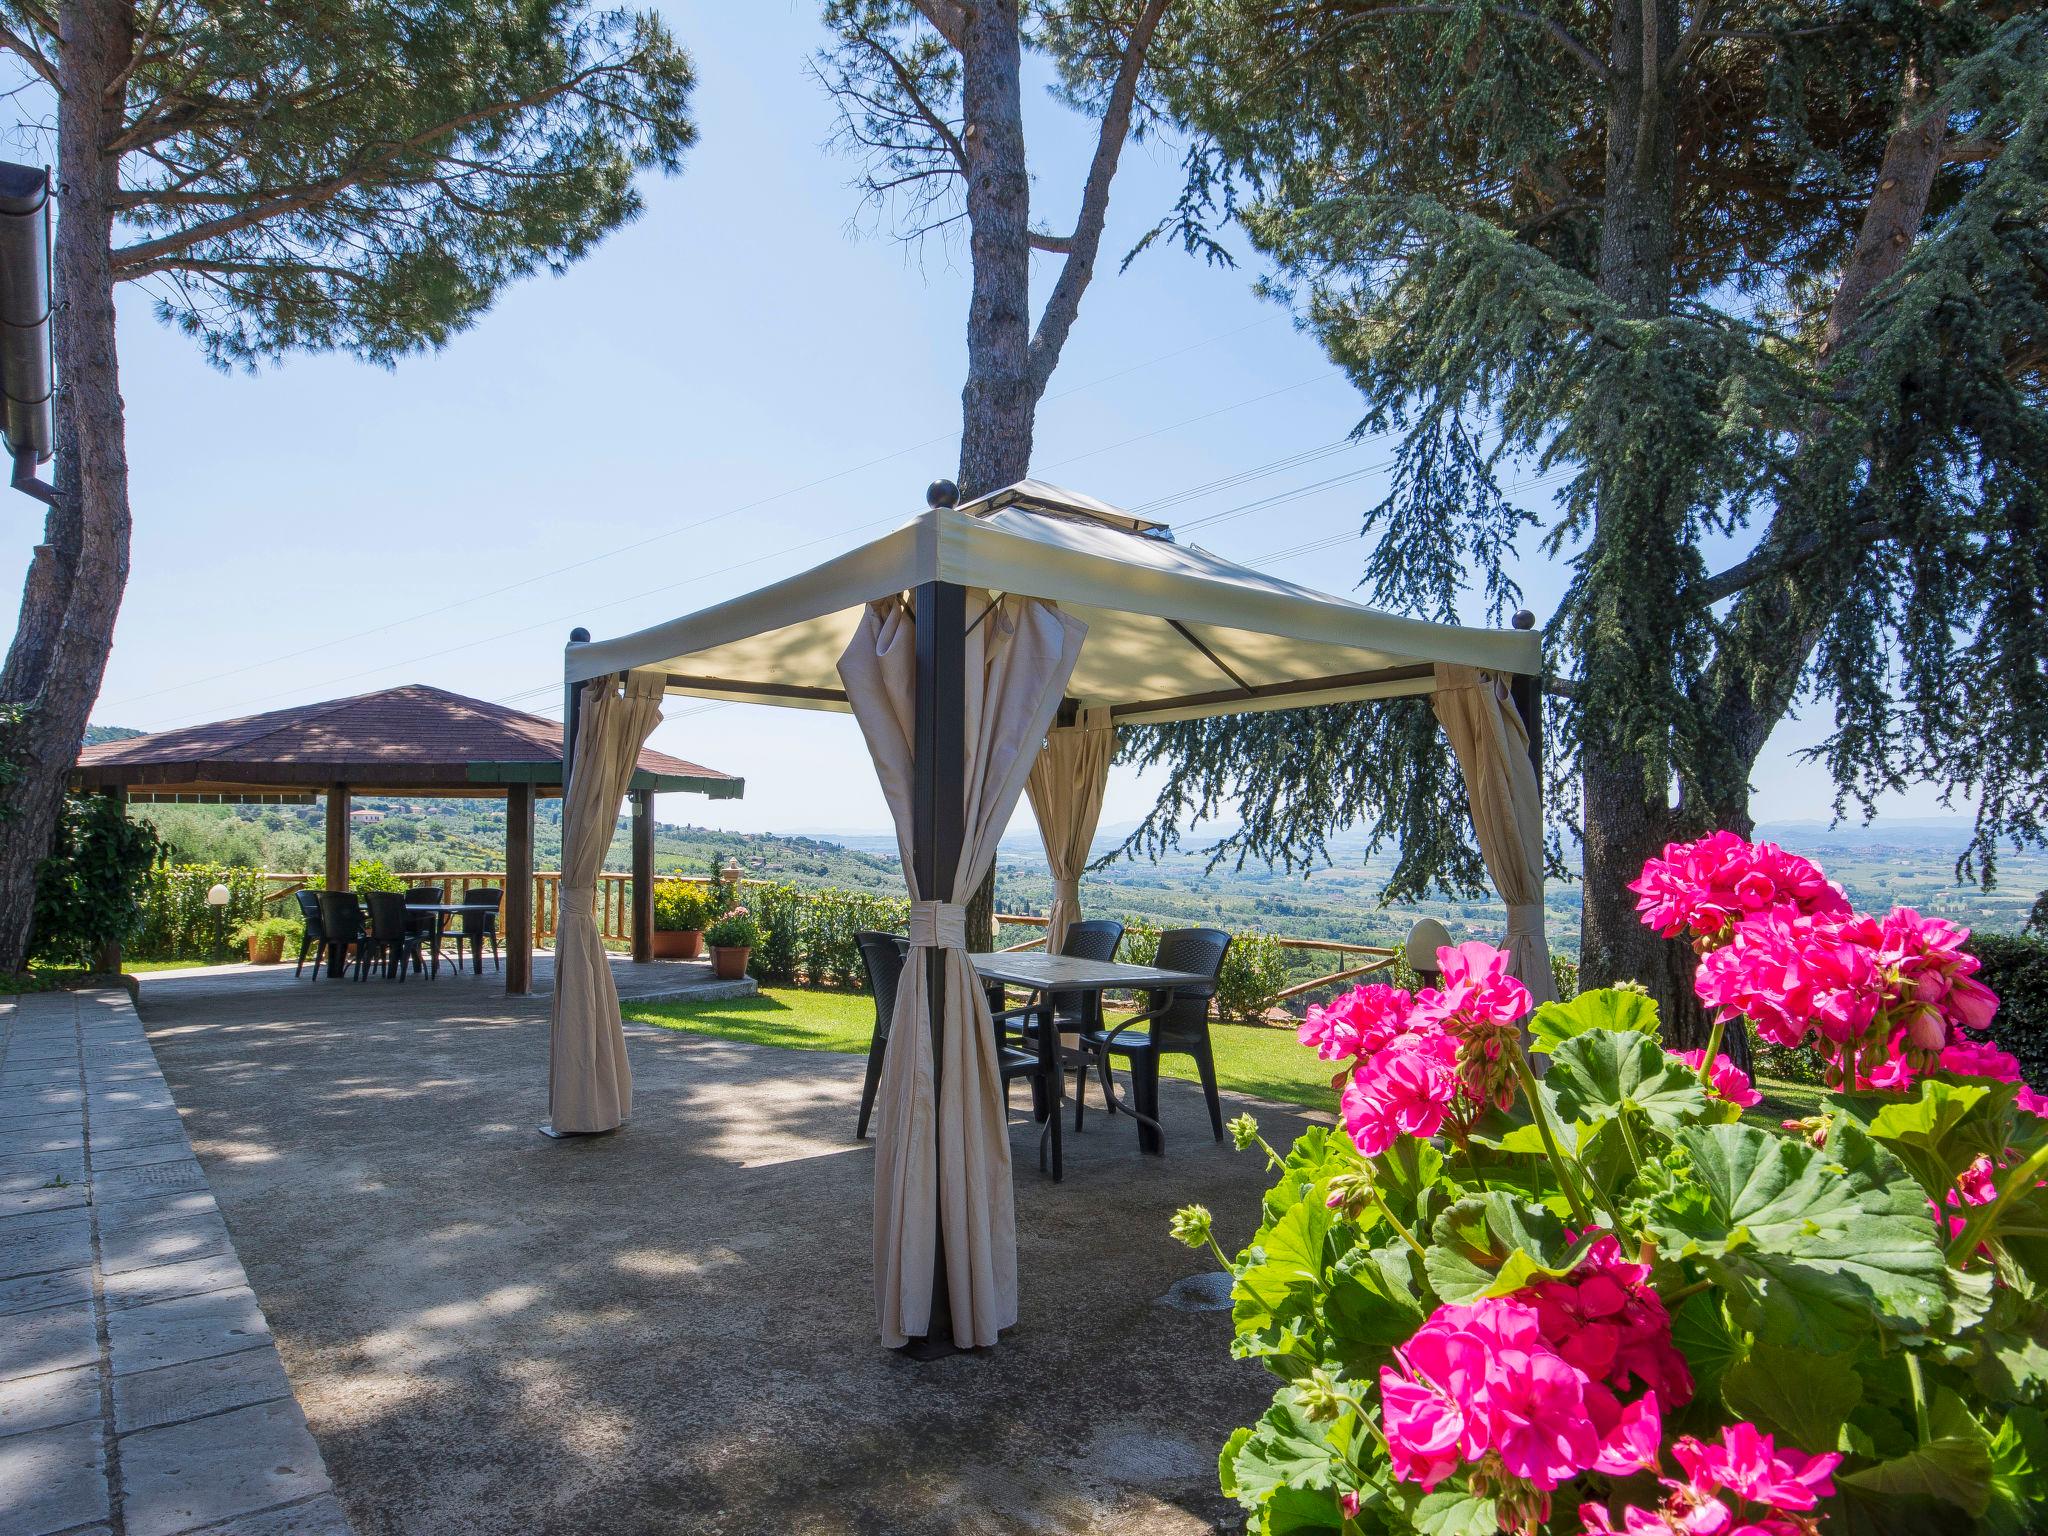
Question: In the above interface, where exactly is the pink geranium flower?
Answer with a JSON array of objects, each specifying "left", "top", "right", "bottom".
[
  {"left": 1298, "top": 982, "right": 1419, "bottom": 1062},
  {"left": 1413, "top": 941, "right": 1531, "bottom": 1111},
  {"left": 1381, "top": 1280, "right": 1675, "bottom": 1511},
  {"left": 1672, "top": 1422, "right": 1840, "bottom": 1511},
  {"left": 1340, "top": 1032, "right": 1461, "bottom": 1156},
  {"left": 1629, "top": 831, "right": 1848, "bottom": 945},
  {"left": 1675, "top": 1049, "right": 1763, "bottom": 1108}
]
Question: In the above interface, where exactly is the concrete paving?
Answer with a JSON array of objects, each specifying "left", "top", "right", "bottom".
[
  {"left": 125, "top": 966, "right": 1319, "bottom": 1535},
  {"left": 0, "top": 990, "right": 348, "bottom": 1536}
]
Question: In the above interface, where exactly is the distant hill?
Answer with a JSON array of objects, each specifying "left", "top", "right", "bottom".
[
  {"left": 83, "top": 723, "right": 145, "bottom": 747},
  {"left": 128, "top": 794, "right": 904, "bottom": 893}
]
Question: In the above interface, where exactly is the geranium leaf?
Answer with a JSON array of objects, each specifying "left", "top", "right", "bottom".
[
  {"left": 1409, "top": 1488, "right": 1499, "bottom": 1536},
  {"left": 1649, "top": 1122, "right": 1950, "bottom": 1350},
  {"left": 1325, "top": 1242, "right": 1428, "bottom": 1373},
  {"left": 1423, "top": 1192, "right": 1571, "bottom": 1303},
  {"left": 1985, "top": 1405, "right": 2048, "bottom": 1536},
  {"left": 1227, "top": 1392, "right": 1342, "bottom": 1500},
  {"left": 1722, "top": 1342, "right": 1863, "bottom": 1453},
  {"left": 1547, "top": 1028, "right": 1709, "bottom": 1132},
  {"left": 1527, "top": 987, "right": 1661, "bottom": 1055},
  {"left": 1838, "top": 1390, "right": 1994, "bottom": 1516},
  {"left": 1232, "top": 1197, "right": 1336, "bottom": 1364},
  {"left": 1668, "top": 1292, "right": 1742, "bottom": 1419}
]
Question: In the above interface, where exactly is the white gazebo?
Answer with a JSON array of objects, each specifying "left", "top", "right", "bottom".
[{"left": 548, "top": 480, "right": 1548, "bottom": 1354}]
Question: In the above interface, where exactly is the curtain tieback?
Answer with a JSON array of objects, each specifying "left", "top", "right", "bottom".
[
  {"left": 908, "top": 900, "right": 967, "bottom": 950},
  {"left": 1505, "top": 901, "right": 1543, "bottom": 937},
  {"left": 559, "top": 887, "right": 596, "bottom": 919}
]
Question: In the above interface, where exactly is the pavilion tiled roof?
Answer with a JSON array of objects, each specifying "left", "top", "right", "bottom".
[{"left": 73, "top": 684, "right": 743, "bottom": 802}]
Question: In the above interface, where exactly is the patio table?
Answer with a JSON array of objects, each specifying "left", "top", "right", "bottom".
[
  {"left": 404, "top": 903, "right": 502, "bottom": 976},
  {"left": 968, "top": 952, "right": 1207, "bottom": 1158}
]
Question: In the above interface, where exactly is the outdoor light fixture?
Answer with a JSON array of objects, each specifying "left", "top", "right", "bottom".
[
  {"left": 1405, "top": 916, "right": 1452, "bottom": 985},
  {"left": 206, "top": 881, "right": 231, "bottom": 962},
  {"left": 0, "top": 161, "right": 54, "bottom": 506}
]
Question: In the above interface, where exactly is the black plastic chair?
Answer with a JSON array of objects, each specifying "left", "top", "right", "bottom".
[
  {"left": 1082, "top": 927, "right": 1231, "bottom": 1155},
  {"left": 315, "top": 892, "right": 366, "bottom": 979},
  {"left": 294, "top": 889, "right": 327, "bottom": 978},
  {"left": 452, "top": 888, "right": 503, "bottom": 975},
  {"left": 855, "top": 930, "right": 909, "bottom": 1140},
  {"left": 362, "top": 892, "right": 426, "bottom": 980},
  {"left": 1001, "top": 919, "right": 1124, "bottom": 1129},
  {"left": 402, "top": 884, "right": 443, "bottom": 972}
]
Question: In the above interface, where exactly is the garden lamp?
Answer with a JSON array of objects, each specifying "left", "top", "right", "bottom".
[
  {"left": 206, "top": 881, "right": 231, "bottom": 962},
  {"left": 1404, "top": 917, "right": 1451, "bottom": 986}
]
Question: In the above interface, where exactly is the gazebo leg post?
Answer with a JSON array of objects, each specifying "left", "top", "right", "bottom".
[
  {"left": 902, "top": 579, "right": 967, "bottom": 1360},
  {"left": 630, "top": 787, "right": 654, "bottom": 963},
  {"left": 95, "top": 786, "right": 125, "bottom": 974},
  {"left": 1508, "top": 672, "right": 1542, "bottom": 784},
  {"left": 506, "top": 783, "right": 535, "bottom": 996},
  {"left": 324, "top": 782, "right": 350, "bottom": 976}
]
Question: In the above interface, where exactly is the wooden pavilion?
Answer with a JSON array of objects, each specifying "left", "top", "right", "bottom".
[{"left": 72, "top": 684, "right": 743, "bottom": 991}]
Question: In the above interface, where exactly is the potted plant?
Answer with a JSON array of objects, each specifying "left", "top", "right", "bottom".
[
  {"left": 703, "top": 905, "right": 761, "bottom": 981},
  {"left": 231, "top": 914, "right": 300, "bottom": 965},
  {"left": 650, "top": 881, "right": 711, "bottom": 960}
]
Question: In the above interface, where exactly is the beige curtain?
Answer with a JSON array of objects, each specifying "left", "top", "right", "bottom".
[
  {"left": 839, "top": 591, "right": 1086, "bottom": 1348},
  {"left": 1025, "top": 706, "right": 1114, "bottom": 954},
  {"left": 547, "top": 670, "right": 665, "bottom": 1134},
  {"left": 1431, "top": 663, "right": 1557, "bottom": 1006}
]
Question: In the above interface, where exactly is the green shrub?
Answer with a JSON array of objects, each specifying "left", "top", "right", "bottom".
[
  {"left": 230, "top": 914, "right": 302, "bottom": 945},
  {"left": 31, "top": 796, "right": 162, "bottom": 968},
  {"left": 1971, "top": 932, "right": 2048, "bottom": 1088},
  {"left": 739, "top": 881, "right": 910, "bottom": 986},
  {"left": 348, "top": 858, "right": 403, "bottom": 893},
  {"left": 129, "top": 863, "right": 275, "bottom": 961},
  {"left": 651, "top": 880, "right": 712, "bottom": 932},
  {"left": 1216, "top": 928, "right": 1288, "bottom": 1022}
]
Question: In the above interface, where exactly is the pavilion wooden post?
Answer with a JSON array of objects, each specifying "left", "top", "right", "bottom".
[
  {"left": 907, "top": 579, "right": 966, "bottom": 1355},
  {"left": 323, "top": 782, "right": 350, "bottom": 890},
  {"left": 630, "top": 786, "right": 654, "bottom": 963},
  {"left": 94, "top": 786, "right": 125, "bottom": 973},
  {"left": 505, "top": 783, "right": 535, "bottom": 995}
]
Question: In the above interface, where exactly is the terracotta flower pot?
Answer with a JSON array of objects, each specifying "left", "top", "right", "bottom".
[
  {"left": 650, "top": 928, "right": 703, "bottom": 960},
  {"left": 710, "top": 945, "right": 751, "bottom": 981},
  {"left": 246, "top": 935, "right": 287, "bottom": 965}
]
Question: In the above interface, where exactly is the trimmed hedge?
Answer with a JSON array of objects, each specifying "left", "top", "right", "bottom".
[
  {"left": 1972, "top": 932, "right": 2048, "bottom": 1089},
  {"left": 130, "top": 864, "right": 281, "bottom": 961},
  {"left": 742, "top": 882, "right": 911, "bottom": 988}
]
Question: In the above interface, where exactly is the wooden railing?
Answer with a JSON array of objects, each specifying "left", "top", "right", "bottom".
[
  {"left": 995, "top": 911, "right": 1400, "bottom": 1003},
  {"left": 257, "top": 870, "right": 769, "bottom": 947},
  {"left": 256, "top": 870, "right": 1400, "bottom": 994}
]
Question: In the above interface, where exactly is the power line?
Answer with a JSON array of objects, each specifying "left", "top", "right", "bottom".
[{"left": 103, "top": 315, "right": 1287, "bottom": 716}]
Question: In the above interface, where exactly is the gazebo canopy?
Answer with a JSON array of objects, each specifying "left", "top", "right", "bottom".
[
  {"left": 74, "top": 683, "right": 744, "bottom": 803},
  {"left": 554, "top": 480, "right": 1550, "bottom": 1356},
  {"left": 564, "top": 482, "right": 1540, "bottom": 718}
]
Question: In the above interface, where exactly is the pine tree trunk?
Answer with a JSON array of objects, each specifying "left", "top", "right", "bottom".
[
  {"left": 1572, "top": 0, "right": 1723, "bottom": 1045},
  {"left": 953, "top": 2, "right": 1034, "bottom": 952},
  {"left": 955, "top": 0, "right": 1034, "bottom": 504},
  {"left": 0, "top": 0, "right": 133, "bottom": 970}
]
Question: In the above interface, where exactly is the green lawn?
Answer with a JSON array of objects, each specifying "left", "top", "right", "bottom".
[
  {"left": 626, "top": 985, "right": 1817, "bottom": 1122},
  {"left": 124, "top": 958, "right": 214, "bottom": 973}
]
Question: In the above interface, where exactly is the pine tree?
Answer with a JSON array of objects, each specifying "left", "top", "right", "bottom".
[
  {"left": 1109, "top": 0, "right": 2047, "bottom": 1037},
  {"left": 0, "top": 0, "right": 697, "bottom": 967},
  {"left": 813, "top": 0, "right": 1175, "bottom": 941}
]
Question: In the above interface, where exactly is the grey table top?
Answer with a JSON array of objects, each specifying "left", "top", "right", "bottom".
[{"left": 967, "top": 952, "right": 1207, "bottom": 992}]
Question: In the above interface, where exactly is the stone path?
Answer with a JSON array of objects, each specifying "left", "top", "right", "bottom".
[{"left": 0, "top": 989, "right": 351, "bottom": 1536}]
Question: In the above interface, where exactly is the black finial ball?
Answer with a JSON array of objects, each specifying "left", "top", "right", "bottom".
[
  {"left": 926, "top": 478, "right": 959, "bottom": 509},
  {"left": 1511, "top": 610, "right": 1536, "bottom": 631},
  {"left": 569, "top": 627, "right": 591, "bottom": 643}
]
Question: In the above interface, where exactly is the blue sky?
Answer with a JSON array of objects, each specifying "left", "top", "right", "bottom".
[{"left": 43, "top": 2, "right": 1952, "bottom": 844}]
